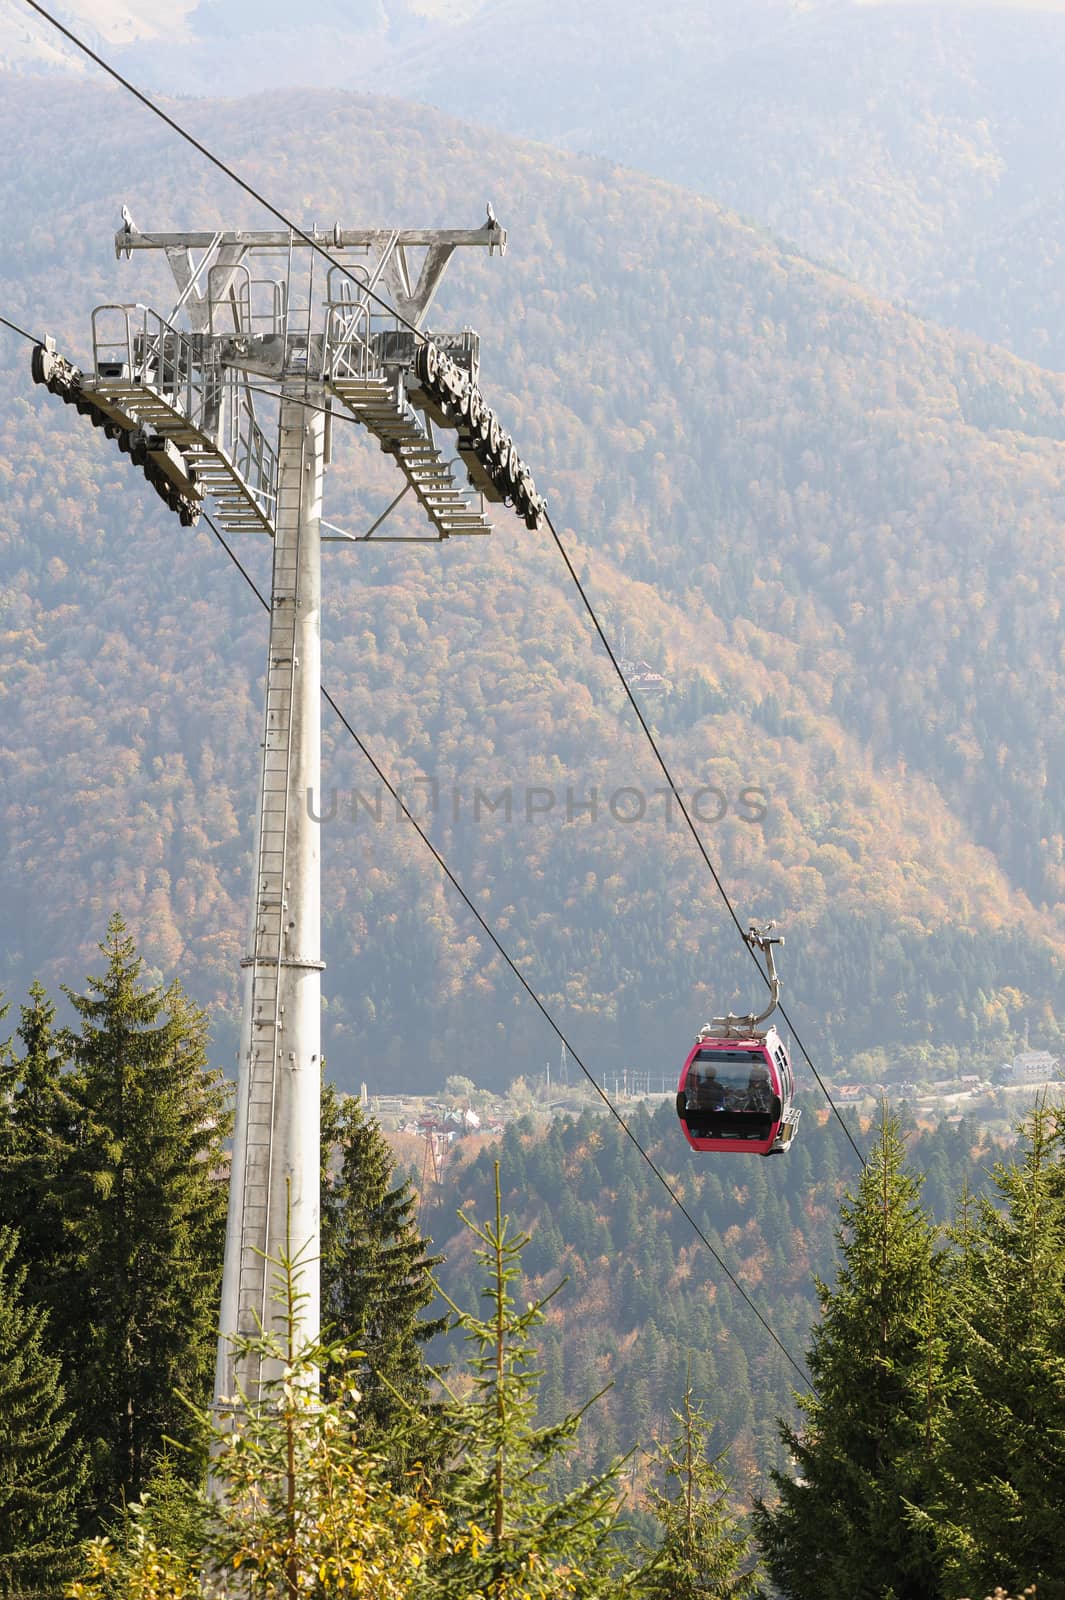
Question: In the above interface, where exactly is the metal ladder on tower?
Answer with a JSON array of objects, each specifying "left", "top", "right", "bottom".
[
  {"left": 235, "top": 412, "right": 304, "bottom": 1376},
  {"left": 82, "top": 373, "right": 277, "bottom": 536},
  {"left": 329, "top": 371, "right": 491, "bottom": 538},
  {"left": 324, "top": 286, "right": 490, "bottom": 541}
]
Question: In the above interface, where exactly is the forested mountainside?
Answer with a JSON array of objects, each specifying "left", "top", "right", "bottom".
[
  {"left": 2, "top": 77, "right": 1065, "bottom": 1090},
  {"left": 426, "top": 1101, "right": 1001, "bottom": 1492},
  {"left": 12, "top": 0, "right": 1065, "bottom": 371}
]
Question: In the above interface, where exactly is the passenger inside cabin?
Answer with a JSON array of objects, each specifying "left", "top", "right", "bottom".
[
  {"left": 745, "top": 1066, "right": 773, "bottom": 1114},
  {"left": 690, "top": 1066, "right": 726, "bottom": 1112}
]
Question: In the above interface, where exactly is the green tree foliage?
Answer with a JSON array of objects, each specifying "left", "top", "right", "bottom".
[
  {"left": 425, "top": 1163, "right": 626, "bottom": 1599},
  {"left": 0, "top": 982, "right": 80, "bottom": 1300},
  {"left": 432, "top": 1102, "right": 997, "bottom": 1492},
  {"left": 69, "top": 1178, "right": 635, "bottom": 1600},
  {"left": 320, "top": 1084, "right": 445, "bottom": 1443},
  {"left": 0, "top": 1224, "right": 86, "bottom": 1599},
  {"left": 910, "top": 1103, "right": 1065, "bottom": 1599},
  {"left": 69, "top": 1232, "right": 448, "bottom": 1600},
  {"left": 53, "top": 915, "right": 231, "bottom": 1529},
  {"left": 958, "top": 1591, "right": 1037, "bottom": 1600},
  {"left": 634, "top": 1377, "right": 761, "bottom": 1599},
  {"left": 753, "top": 1111, "right": 947, "bottom": 1599}
]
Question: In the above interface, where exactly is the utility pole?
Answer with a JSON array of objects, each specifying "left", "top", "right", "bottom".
[
  {"left": 33, "top": 213, "right": 548, "bottom": 1422},
  {"left": 418, "top": 1119, "right": 444, "bottom": 1218}
]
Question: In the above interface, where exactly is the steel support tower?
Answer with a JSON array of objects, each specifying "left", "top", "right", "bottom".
[
  {"left": 220, "top": 381, "right": 326, "bottom": 1404},
  {"left": 33, "top": 213, "right": 547, "bottom": 1418}
]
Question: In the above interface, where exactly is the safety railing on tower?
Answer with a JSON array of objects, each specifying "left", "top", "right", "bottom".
[{"left": 88, "top": 302, "right": 279, "bottom": 528}]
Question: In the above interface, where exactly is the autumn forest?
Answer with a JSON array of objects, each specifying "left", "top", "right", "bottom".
[{"left": 2, "top": 2, "right": 1065, "bottom": 1593}]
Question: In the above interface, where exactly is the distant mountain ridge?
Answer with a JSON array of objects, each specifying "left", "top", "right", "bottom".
[
  {"left": 6, "top": 1, "right": 1065, "bottom": 370},
  {"left": 1, "top": 76, "right": 1064, "bottom": 1091},
  {"left": 362, "top": 0, "right": 1065, "bottom": 369}
]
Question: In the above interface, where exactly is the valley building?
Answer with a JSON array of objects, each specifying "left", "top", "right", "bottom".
[{"left": 997, "top": 1049, "right": 1061, "bottom": 1085}]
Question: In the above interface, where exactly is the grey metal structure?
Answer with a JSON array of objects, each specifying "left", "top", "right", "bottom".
[
  {"left": 32, "top": 215, "right": 548, "bottom": 1418},
  {"left": 704, "top": 923, "right": 785, "bottom": 1038}
]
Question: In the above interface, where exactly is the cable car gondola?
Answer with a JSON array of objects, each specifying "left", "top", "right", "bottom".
[{"left": 676, "top": 923, "right": 801, "bottom": 1157}]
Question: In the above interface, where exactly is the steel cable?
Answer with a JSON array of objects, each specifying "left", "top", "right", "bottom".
[{"left": 542, "top": 511, "right": 866, "bottom": 1167}]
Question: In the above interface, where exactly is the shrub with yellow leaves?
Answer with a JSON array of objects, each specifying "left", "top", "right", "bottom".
[{"left": 69, "top": 1227, "right": 449, "bottom": 1599}]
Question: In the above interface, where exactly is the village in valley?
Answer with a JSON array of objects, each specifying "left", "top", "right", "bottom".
[{"left": 367, "top": 1046, "right": 1064, "bottom": 1198}]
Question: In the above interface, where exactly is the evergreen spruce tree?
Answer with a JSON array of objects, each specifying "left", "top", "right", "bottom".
[
  {"left": 56, "top": 914, "right": 231, "bottom": 1529},
  {"left": 910, "top": 1103, "right": 1065, "bottom": 1599},
  {"left": 0, "top": 1224, "right": 86, "bottom": 1599},
  {"left": 320, "top": 1083, "right": 445, "bottom": 1442},
  {"left": 421, "top": 1163, "right": 627, "bottom": 1600},
  {"left": 634, "top": 1377, "right": 762, "bottom": 1599},
  {"left": 0, "top": 982, "right": 79, "bottom": 1294},
  {"left": 753, "top": 1110, "right": 948, "bottom": 1599},
  {"left": 0, "top": 992, "right": 16, "bottom": 1223}
]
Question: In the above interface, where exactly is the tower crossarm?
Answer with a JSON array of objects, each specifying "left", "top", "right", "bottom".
[
  {"left": 116, "top": 222, "right": 507, "bottom": 330},
  {"left": 103, "top": 215, "right": 535, "bottom": 542},
  {"left": 117, "top": 226, "right": 507, "bottom": 252}
]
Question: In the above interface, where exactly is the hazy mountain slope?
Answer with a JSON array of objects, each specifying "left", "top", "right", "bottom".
[
  {"left": 1, "top": 77, "right": 1064, "bottom": 1089},
  {"left": 7, "top": 1, "right": 1065, "bottom": 369},
  {"left": 363, "top": 0, "right": 1065, "bottom": 367},
  {"left": 912, "top": 183, "right": 1065, "bottom": 371},
  {"left": 0, "top": 0, "right": 460, "bottom": 85}
]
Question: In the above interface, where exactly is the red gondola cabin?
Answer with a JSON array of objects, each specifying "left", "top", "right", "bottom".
[{"left": 676, "top": 924, "right": 802, "bottom": 1156}]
